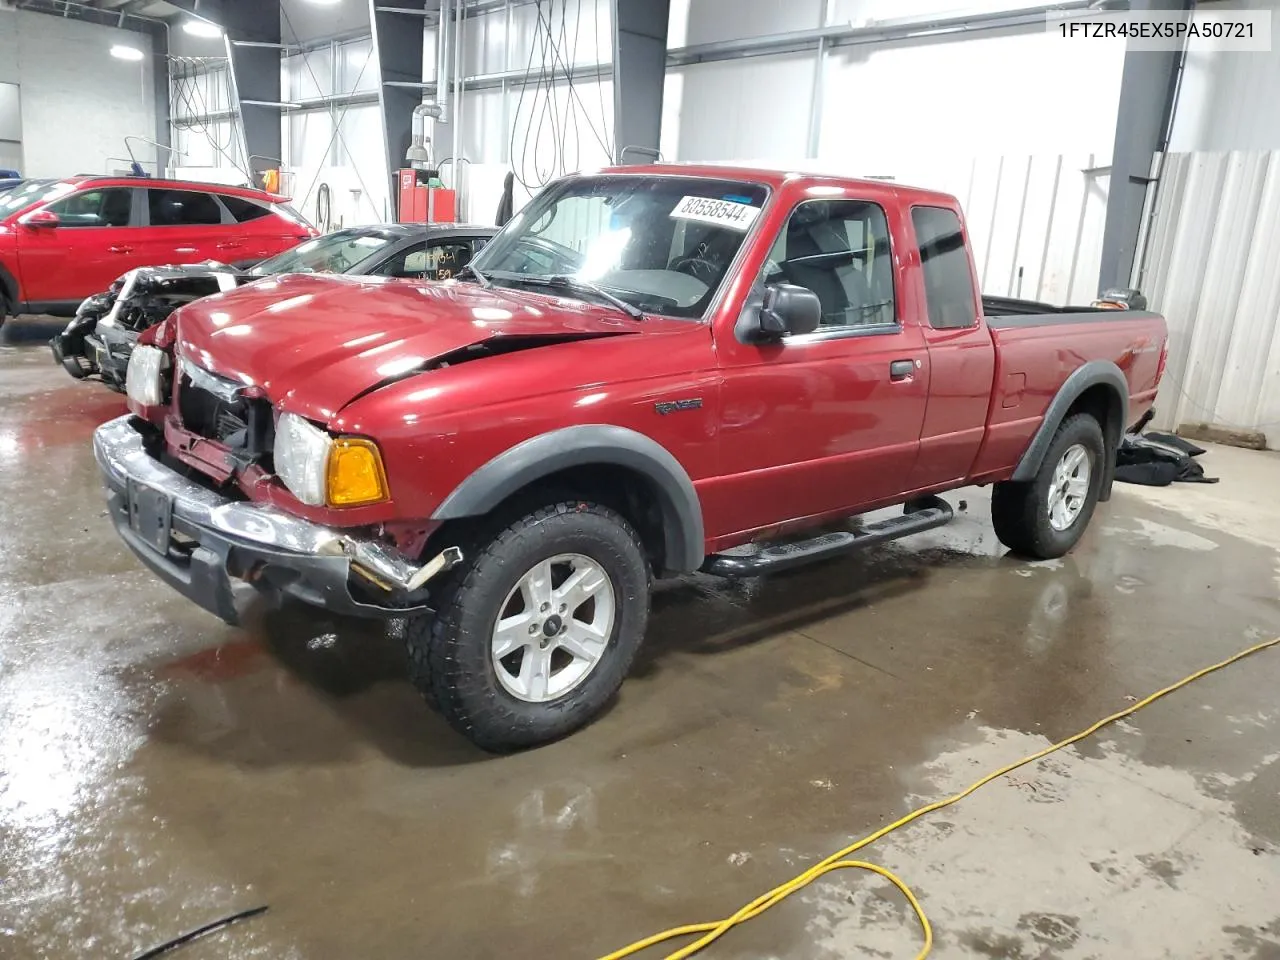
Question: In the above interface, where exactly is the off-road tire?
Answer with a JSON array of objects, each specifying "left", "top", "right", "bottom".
[
  {"left": 991, "top": 413, "right": 1106, "bottom": 560},
  {"left": 405, "top": 500, "right": 650, "bottom": 752}
]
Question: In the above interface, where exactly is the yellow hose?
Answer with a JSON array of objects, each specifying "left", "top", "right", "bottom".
[{"left": 599, "top": 634, "right": 1280, "bottom": 960}]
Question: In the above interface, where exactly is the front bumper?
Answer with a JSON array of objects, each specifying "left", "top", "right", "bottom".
[
  {"left": 93, "top": 415, "right": 460, "bottom": 626},
  {"left": 87, "top": 327, "right": 134, "bottom": 389}
]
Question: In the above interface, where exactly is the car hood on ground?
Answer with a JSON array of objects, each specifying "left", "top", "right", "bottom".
[{"left": 172, "top": 273, "right": 643, "bottom": 423}]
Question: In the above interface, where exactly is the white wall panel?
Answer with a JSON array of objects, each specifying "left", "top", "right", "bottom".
[
  {"left": 280, "top": 35, "right": 386, "bottom": 228},
  {"left": 450, "top": 0, "right": 615, "bottom": 222},
  {"left": 668, "top": 0, "right": 823, "bottom": 47},
  {"left": 817, "top": 25, "right": 1124, "bottom": 164},
  {"left": 280, "top": 0, "right": 371, "bottom": 45},
  {"left": 663, "top": 54, "right": 813, "bottom": 162},
  {"left": 1168, "top": 0, "right": 1280, "bottom": 152},
  {"left": 173, "top": 66, "right": 232, "bottom": 120},
  {"left": 1139, "top": 151, "right": 1280, "bottom": 445},
  {"left": 460, "top": 0, "right": 611, "bottom": 76},
  {"left": 0, "top": 9, "right": 156, "bottom": 177},
  {"left": 457, "top": 74, "right": 614, "bottom": 221},
  {"left": 0, "top": 82, "right": 21, "bottom": 144},
  {"left": 284, "top": 46, "right": 335, "bottom": 101}
]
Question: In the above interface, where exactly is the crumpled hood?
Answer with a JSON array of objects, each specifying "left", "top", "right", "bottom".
[{"left": 172, "top": 273, "right": 639, "bottom": 423}]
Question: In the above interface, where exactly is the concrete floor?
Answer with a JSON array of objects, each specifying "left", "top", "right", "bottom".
[{"left": 3, "top": 313, "right": 1280, "bottom": 960}]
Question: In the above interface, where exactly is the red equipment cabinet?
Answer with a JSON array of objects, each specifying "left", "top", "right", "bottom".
[{"left": 397, "top": 168, "right": 456, "bottom": 224}]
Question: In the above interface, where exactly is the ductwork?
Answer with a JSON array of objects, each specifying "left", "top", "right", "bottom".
[{"left": 406, "top": 0, "right": 453, "bottom": 169}]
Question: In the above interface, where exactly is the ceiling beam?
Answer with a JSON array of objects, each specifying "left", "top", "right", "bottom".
[{"left": 14, "top": 0, "right": 165, "bottom": 33}]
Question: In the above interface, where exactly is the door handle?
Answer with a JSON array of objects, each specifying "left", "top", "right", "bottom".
[
  {"left": 108, "top": 244, "right": 134, "bottom": 254},
  {"left": 889, "top": 359, "right": 916, "bottom": 382},
  {"left": 174, "top": 246, "right": 197, "bottom": 254},
  {"left": 216, "top": 241, "right": 244, "bottom": 250}
]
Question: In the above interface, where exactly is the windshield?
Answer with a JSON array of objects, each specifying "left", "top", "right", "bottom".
[
  {"left": 0, "top": 179, "right": 62, "bottom": 220},
  {"left": 470, "top": 174, "right": 770, "bottom": 319},
  {"left": 252, "top": 229, "right": 395, "bottom": 276}
]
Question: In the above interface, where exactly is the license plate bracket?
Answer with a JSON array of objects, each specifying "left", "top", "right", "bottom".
[{"left": 127, "top": 479, "right": 173, "bottom": 554}]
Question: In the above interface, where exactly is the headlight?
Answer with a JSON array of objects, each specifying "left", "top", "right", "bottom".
[
  {"left": 125, "top": 346, "right": 166, "bottom": 406},
  {"left": 273, "top": 412, "right": 331, "bottom": 506},
  {"left": 273, "top": 413, "right": 390, "bottom": 508}
]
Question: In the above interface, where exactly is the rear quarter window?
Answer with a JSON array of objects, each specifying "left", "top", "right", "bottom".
[
  {"left": 218, "top": 195, "right": 271, "bottom": 223},
  {"left": 912, "top": 205, "right": 977, "bottom": 330}
]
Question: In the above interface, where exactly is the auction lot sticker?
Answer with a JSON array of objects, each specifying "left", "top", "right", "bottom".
[{"left": 670, "top": 195, "right": 761, "bottom": 230}]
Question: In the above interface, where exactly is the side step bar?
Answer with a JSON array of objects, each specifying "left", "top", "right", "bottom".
[{"left": 701, "top": 495, "right": 954, "bottom": 579}]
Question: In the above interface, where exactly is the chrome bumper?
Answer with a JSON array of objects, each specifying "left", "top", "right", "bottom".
[{"left": 93, "top": 415, "right": 460, "bottom": 624}]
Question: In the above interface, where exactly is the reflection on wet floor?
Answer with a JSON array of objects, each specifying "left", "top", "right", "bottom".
[{"left": 3, "top": 318, "right": 1279, "bottom": 959}]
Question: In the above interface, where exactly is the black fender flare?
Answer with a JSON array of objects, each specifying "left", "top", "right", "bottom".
[
  {"left": 432, "top": 425, "right": 706, "bottom": 573},
  {"left": 0, "top": 260, "right": 18, "bottom": 314},
  {"left": 1010, "top": 360, "right": 1128, "bottom": 500}
]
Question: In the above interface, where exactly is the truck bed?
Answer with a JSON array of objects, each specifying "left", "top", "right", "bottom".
[
  {"left": 966, "top": 304, "right": 1167, "bottom": 483},
  {"left": 982, "top": 294, "right": 1118, "bottom": 318}
]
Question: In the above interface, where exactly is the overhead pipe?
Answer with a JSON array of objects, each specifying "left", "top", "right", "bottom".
[
  {"left": 451, "top": 0, "right": 465, "bottom": 191},
  {"left": 406, "top": 0, "right": 453, "bottom": 170}
]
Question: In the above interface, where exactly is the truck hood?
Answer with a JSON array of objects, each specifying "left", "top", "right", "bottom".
[{"left": 173, "top": 273, "right": 640, "bottom": 423}]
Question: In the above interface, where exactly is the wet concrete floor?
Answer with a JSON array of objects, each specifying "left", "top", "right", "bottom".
[{"left": 3, "top": 315, "right": 1279, "bottom": 959}]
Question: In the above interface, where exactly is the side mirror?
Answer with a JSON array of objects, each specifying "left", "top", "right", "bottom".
[
  {"left": 748, "top": 283, "right": 821, "bottom": 340},
  {"left": 19, "top": 209, "right": 60, "bottom": 229}
]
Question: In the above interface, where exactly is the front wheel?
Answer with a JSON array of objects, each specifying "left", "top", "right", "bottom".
[
  {"left": 405, "top": 501, "right": 651, "bottom": 752},
  {"left": 991, "top": 413, "right": 1106, "bottom": 559}
]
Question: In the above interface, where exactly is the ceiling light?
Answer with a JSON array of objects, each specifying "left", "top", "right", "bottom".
[
  {"left": 182, "top": 19, "right": 223, "bottom": 38},
  {"left": 110, "top": 45, "right": 145, "bottom": 61},
  {"left": 302, "top": 0, "right": 342, "bottom": 5}
]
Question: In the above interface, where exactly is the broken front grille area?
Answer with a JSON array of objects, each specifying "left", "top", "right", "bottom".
[{"left": 175, "top": 359, "right": 275, "bottom": 461}]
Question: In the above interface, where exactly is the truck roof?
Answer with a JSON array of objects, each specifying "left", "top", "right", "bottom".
[{"left": 595, "top": 162, "right": 960, "bottom": 208}]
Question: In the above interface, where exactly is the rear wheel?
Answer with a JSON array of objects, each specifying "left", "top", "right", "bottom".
[
  {"left": 992, "top": 413, "right": 1105, "bottom": 559},
  {"left": 405, "top": 500, "right": 650, "bottom": 752}
]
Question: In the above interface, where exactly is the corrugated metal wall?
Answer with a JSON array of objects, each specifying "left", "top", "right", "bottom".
[{"left": 1138, "top": 151, "right": 1280, "bottom": 445}]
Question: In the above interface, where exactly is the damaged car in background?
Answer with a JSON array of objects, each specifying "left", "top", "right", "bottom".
[{"left": 50, "top": 222, "right": 497, "bottom": 391}]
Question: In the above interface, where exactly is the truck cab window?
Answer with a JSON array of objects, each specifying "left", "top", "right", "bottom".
[
  {"left": 761, "top": 199, "right": 896, "bottom": 329},
  {"left": 912, "top": 206, "right": 977, "bottom": 330},
  {"left": 376, "top": 241, "right": 473, "bottom": 281}
]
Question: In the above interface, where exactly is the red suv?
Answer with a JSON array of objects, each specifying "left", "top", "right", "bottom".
[{"left": 0, "top": 175, "right": 317, "bottom": 319}]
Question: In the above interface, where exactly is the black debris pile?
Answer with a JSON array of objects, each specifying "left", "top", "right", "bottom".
[{"left": 1116, "top": 411, "right": 1218, "bottom": 486}]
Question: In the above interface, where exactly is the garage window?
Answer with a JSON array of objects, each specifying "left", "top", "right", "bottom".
[
  {"left": 148, "top": 189, "right": 224, "bottom": 226},
  {"left": 912, "top": 206, "right": 978, "bottom": 330},
  {"left": 44, "top": 188, "right": 133, "bottom": 227}
]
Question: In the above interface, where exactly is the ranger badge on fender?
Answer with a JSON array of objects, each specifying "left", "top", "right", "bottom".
[{"left": 654, "top": 398, "right": 703, "bottom": 416}]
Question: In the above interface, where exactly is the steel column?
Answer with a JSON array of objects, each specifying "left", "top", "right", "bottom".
[
  {"left": 371, "top": 0, "right": 430, "bottom": 207},
  {"left": 612, "top": 0, "right": 670, "bottom": 163},
  {"left": 222, "top": 1, "right": 283, "bottom": 181},
  {"left": 1098, "top": 0, "right": 1192, "bottom": 294},
  {"left": 152, "top": 25, "right": 172, "bottom": 174}
]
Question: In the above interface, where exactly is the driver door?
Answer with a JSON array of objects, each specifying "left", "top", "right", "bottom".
[{"left": 707, "top": 194, "right": 929, "bottom": 541}]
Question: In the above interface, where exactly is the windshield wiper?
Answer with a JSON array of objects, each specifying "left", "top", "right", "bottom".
[
  {"left": 457, "top": 262, "right": 491, "bottom": 288},
  {"left": 489, "top": 272, "right": 643, "bottom": 321}
]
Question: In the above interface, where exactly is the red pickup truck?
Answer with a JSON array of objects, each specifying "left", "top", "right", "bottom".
[{"left": 93, "top": 165, "right": 1167, "bottom": 750}]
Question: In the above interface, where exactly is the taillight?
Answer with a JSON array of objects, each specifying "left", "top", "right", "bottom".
[{"left": 1156, "top": 339, "right": 1169, "bottom": 383}]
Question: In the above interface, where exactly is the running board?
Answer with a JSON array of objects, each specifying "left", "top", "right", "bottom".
[{"left": 701, "top": 496, "right": 954, "bottom": 579}]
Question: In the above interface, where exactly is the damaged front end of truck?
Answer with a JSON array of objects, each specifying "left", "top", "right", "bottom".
[{"left": 51, "top": 263, "right": 240, "bottom": 391}]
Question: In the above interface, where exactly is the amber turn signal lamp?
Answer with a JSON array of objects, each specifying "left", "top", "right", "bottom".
[{"left": 326, "top": 438, "right": 390, "bottom": 507}]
